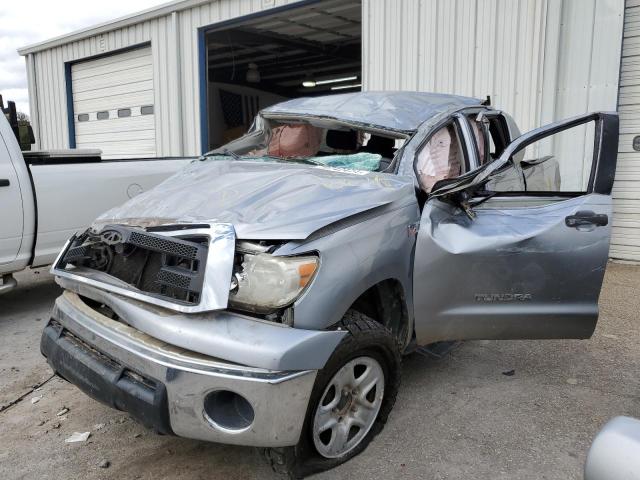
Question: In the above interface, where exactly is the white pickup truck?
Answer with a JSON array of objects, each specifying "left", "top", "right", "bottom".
[{"left": 0, "top": 107, "right": 190, "bottom": 293}]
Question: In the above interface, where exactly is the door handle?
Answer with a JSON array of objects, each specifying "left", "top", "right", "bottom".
[
  {"left": 0, "top": 179, "right": 9, "bottom": 187},
  {"left": 565, "top": 210, "right": 608, "bottom": 228}
]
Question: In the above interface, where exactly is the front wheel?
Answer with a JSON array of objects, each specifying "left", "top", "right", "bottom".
[
  {"left": 262, "top": 311, "right": 402, "bottom": 478},
  {"left": 312, "top": 355, "right": 386, "bottom": 458}
]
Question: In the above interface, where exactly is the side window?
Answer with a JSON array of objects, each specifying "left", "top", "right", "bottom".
[
  {"left": 468, "top": 116, "right": 487, "bottom": 165},
  {"left": 415, "top": 122, "right": 466, "bottom": 193},
  {"left": 469, "top": 113, "right": 510, "bottom": 165},
  {"left": 486, "top": 119, "right": 596, "bottom": 193}
]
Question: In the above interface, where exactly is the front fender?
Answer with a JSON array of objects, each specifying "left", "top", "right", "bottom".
[{"left": 280, "top": 201, "right": 420, "bottom": 336}]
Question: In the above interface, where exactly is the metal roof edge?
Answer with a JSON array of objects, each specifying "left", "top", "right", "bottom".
[{"left": 17, "top": 0, "right": 214, "bottom": 55}]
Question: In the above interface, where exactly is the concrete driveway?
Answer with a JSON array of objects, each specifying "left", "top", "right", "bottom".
[{"left": 1, "top": 263, "right": 639, "bottom": 479}]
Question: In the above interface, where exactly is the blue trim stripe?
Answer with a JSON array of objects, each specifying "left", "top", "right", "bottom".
[
  {"left": 64, "top": 62, "right": 76, "bottom": 148},
  {"left": 198, "top": 28, "right": 208, "bottom": 154}
]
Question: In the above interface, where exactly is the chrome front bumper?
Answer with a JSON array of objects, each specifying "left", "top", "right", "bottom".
[
  {"left": 55, "top": 276, "right": 346, "bottom": 371},
  {"left": 44, "top": 291, "right": 317, "bottom": 447}
]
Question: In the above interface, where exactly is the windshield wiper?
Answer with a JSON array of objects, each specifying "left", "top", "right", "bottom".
[
  {"left": 201, "top": 151, "right": 323, "bottom": 166},
  {"left": 223, "top": 149, "right": 240, "bottom": 160},
  {"left": 260, "top": 155, "right": 323, "bottom": 166},
  {"left": 291, "top": 157, "right": 323, "bottom": 166},
  {"left": 200, "top": 149, "right": 240, "bottom": 161}
]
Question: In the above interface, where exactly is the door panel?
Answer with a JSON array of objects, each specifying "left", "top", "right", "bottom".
[
  {"left": 0, "top": 136, "right": 24, "bottom": 265},
  {"left": 413, "top": 194, "right": 611, "bottom": 344},
  {"left": 413, "top": 112, "right": 618, "bottom": 344}
]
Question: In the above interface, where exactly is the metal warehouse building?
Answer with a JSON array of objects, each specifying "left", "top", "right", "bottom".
[{"left": 17, "top": 0, "right": 639, "bottom": 261}]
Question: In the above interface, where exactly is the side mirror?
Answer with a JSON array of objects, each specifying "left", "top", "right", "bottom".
[
  {"left": 585, "top": 416, "right": 640, "bottom": 480},
  {"left": 17, "top": 124, "right": 35, "bottom": 151}
]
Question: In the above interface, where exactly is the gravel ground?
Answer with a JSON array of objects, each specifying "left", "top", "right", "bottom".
[{"left": 0, "top": 263, "right": 638, "bottom": 479}]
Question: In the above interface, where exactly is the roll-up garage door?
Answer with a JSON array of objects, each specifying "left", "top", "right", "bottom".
[
  {"left": 71, "top": 46, "right": 156, "bottom": 159},
  {"left": 614, "top": 1, "right": 640, "bottom": 262}
]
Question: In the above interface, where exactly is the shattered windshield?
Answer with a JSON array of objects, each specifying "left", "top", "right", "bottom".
[{"left": 205, "top": 118, "right": 406, "bottom": 173}]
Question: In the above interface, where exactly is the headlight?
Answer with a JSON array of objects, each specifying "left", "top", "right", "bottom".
[{"left": 229, "top": 252, "right": 318, "bottom": 313}]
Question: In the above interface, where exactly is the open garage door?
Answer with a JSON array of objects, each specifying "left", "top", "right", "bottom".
[
  {"left": 71, "top": 46, "right": 156, "bottom": 159},
  {"left": 203, "top": 0, "right": 362, "bottom": 150}
]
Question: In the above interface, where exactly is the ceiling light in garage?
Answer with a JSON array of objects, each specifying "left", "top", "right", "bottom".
[
  {"left": 246, "top": 63, "right": 260, "bottom": 83},
  {"left": 317, "top": 76, "right": 358, "bottom": 86},
  {"left": 302, "top": 74, "right": 316, "bottom": 88},
  {"left": 331, "top": 83, "right": 362, "bottom": 90},
  {"left": 303, "top": 75, "right": 359, "bottom": 88}
]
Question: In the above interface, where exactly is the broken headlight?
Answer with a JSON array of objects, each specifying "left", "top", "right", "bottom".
[{"left": 229, "top": 250, "right": 318, "bottom": 314}]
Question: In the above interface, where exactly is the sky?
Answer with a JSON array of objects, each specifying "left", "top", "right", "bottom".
[{"left": 0, "top": 0, "right": 169, "bottom": 116}]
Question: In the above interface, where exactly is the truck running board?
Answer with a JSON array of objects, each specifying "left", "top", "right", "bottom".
[{"left": 0, "top": 274, "right": 17, "bottom": 295}]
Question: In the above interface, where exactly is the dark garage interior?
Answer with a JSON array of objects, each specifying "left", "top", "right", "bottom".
[{"left": 203, "top": 0, "right": 362, "bottom": 149}]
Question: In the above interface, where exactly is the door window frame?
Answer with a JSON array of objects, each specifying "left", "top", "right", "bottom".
[
  {"left": 411, "top": 115, "right": 476, "bottom": 193},
  {"left": 484, "top": 113, "right": 616, "bottom": 197},
  {"left": 464, "top": 110, "right": 512, "bottom": 165},
  {"left": 429, "top": 112, "right": 618, "bottom": 199}
]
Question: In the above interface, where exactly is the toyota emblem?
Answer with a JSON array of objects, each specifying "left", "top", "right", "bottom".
[{"left": 101, "top": 230, "right": 123, "bottom": 245}]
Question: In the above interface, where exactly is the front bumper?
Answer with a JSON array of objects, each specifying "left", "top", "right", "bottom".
[
  {"left": 55, "top": 276, "right": 346, "bottom": 371},
  {"left": 42, "top": 291, "right": 317, "bottom": 447}
]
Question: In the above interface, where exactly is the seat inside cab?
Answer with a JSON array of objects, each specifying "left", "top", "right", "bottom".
[
  {"left": 257, "top": 121, "right": 402, "bottom": 172},
  {"left": 323, "top": 129, "right": 398, "bottom": 171}
]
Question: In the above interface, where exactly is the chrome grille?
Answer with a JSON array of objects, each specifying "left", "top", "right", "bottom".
[
  {"left": 58, "top": 226, "right": 208, "bottom": 306},
  {"left": 129, "top": 231, "right": 199, "bottom": 259},
  {"left": 156, "top": 269, "right": 193, "bottom": 290}
]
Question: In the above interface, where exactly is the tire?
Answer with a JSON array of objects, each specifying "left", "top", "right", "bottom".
[{"left": 261, "top": 310, "right": 402, "bottom": 479}]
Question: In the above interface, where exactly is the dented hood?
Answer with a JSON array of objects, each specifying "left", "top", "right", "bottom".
[{"left": 93, "top": 159, "right": 415, "bottom": 240}]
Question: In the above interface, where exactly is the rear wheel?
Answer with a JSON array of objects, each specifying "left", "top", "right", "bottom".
[{"left": 262, "top": 311, "right": 401, "bottom": 478}]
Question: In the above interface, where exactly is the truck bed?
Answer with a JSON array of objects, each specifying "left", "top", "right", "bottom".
[{"left": 26, "top": 151, "right": 193, "bottom": 267}]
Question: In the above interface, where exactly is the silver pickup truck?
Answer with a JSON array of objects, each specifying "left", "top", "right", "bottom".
[{"left": 41, "top": 92, "right": 618, "bottom": 478}]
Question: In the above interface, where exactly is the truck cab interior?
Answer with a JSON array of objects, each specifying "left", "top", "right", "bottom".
[{"left": 218, "top": 117, "right": 406, "bottom": 173}]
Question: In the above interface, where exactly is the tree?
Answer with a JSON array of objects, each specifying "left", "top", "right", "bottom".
[
  {"left": 16, "top": 111, "right": 30, "bottom": 123},
  {"left": 15, "top": 112, "right": 33, "bottom": 150}
]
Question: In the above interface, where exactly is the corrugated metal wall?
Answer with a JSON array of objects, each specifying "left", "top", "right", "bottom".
[
  {"left": 363, "top": 0, "right": 623, "bottom": 132},
  {"left": 614, "top": 0, "right": 640, "bottom": 261},
  {"left": 364, "top": 0, "right": 547, "bottom": 131},
  {"left": 25, "top": 0, "right": 303, "bottom": 157}
]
